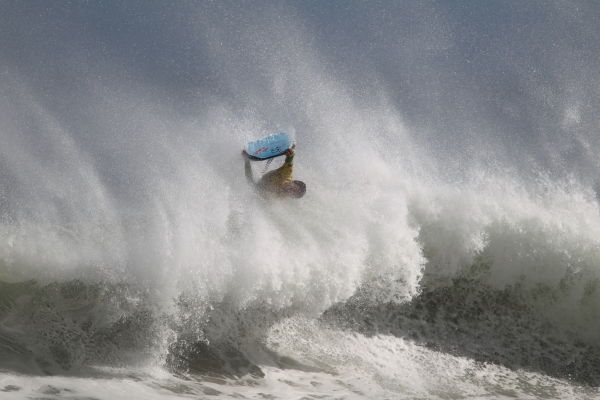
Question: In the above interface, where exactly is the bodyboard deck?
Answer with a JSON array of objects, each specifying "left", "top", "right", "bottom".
[{"left": 246, "top": 133, "right": 293, "bottom": 160}]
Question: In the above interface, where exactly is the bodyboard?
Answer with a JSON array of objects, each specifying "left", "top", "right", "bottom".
[{"left": 246, "top": 133, "right": 293, "bottom": 160}]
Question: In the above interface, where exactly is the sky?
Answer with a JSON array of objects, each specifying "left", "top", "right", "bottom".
[{"left": 1, "top": 0, "right": 600, "bottom": 183}]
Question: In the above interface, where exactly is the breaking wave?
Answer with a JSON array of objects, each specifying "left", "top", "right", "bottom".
[{"left": 1, "top": 1, "right": 600, "bottom": 397}]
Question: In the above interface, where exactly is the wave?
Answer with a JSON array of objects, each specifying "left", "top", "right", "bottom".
[
  {"left": 2, "top": 271, "right": 600, "bottom": 388},
  {"left": 1, "top": 1, "right": 600, "bottom": 392}
]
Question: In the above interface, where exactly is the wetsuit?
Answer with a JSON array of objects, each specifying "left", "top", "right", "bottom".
[{"left": 245, "top": 152, "right": 294, "bottom": 195}]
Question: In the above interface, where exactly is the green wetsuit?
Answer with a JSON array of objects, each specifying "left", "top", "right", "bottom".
[{"left": 245, "top": 153, "right": 294, "bottom": 195}]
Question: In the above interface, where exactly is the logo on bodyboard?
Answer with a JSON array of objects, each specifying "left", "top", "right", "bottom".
[{"left": 253, "top": 146, "right": 269, "bottom": 156}]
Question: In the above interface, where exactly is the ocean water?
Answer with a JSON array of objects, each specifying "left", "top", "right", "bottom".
[{"left": 1, "top": 1, "right": 600, "bottom": 399}]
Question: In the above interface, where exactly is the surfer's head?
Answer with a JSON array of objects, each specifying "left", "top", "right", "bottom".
[{"left": 283, "top": 180, "right": 306, "bottom": 198}]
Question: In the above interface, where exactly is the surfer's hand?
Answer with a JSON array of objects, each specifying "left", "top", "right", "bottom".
[{"left": 285, "top": 148, "right": 295, "bottom": 157}]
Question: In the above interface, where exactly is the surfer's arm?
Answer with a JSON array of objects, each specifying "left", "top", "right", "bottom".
[
  {"left": 242, "top": 150, "right": 255, "bottom": 184},
  {"left": 283, "top": 148, "right": 295, "bottom": 165},
  {"left": 245, "top": 160, "right": 255, "bottom": 184}
]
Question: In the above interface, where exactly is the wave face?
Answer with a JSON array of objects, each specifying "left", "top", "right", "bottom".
[{"left": 1, "top": 1, "right": 600, "bottom": 398}]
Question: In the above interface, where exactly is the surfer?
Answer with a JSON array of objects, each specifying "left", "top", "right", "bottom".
[{"left": 242, "top": 147, "right": 306, "bottom": 198}]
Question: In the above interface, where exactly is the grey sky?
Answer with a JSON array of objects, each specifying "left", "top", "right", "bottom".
[{"left": 1, "top": 0, "right": 599, "bottom": 182}]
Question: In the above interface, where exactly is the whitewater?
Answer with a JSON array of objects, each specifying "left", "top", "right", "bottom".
[{"left": 1, "top": 1, "right": 600, "bottom": 399}]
